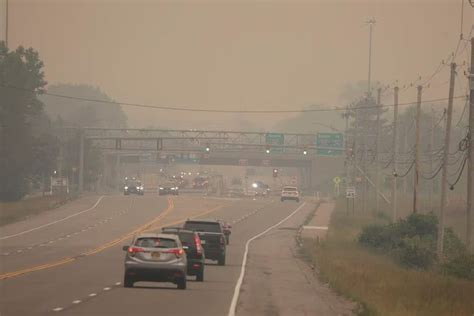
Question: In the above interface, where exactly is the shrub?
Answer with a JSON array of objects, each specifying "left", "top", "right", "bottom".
[
  {"left": 358, "top": 212, "right": 472, "bottom": 277},
  {"left": 394, "top": 235, "right": 437, "bottom": 269},
  {"left": 442, "top": 253, "right": 474, "bottom": 280}
]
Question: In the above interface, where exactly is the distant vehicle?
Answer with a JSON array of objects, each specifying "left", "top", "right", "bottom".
[
  {"left": 217, "top": 220, "right": 232, "bottom": 245},
  {"left": 122, "top": 233, "right": 187, "bottom": 289},
  {"left": 281, "top": 186, "right": 300, "bottom": 202},
  {"left": 192, "top": 176, "right": 209, "bottom": 189},
  {"left": 161, "top": 227, "right": 205, "bottom": 281},
  {"left": 159, "top": 183, "right": 179, "bottom": 196},
  {"left": 183, "top": 219, "right": 226, "bottom": 265},
  {"left": 124, "top": 179, "right": 144, "bottom": 196},
  {"left": 251, "top": 181, "right": 270, "bottom": 196}
]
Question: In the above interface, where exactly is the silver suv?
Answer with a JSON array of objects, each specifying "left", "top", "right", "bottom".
[{"left": 122, "top": 233, "right": 188, "bottom": 289}]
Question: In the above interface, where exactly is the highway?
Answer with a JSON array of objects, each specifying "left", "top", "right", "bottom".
[{"left": 0, "top": 194, "right": 352, "bottom": 316}]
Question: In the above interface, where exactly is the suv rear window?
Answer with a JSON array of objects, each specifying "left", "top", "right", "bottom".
[
  {"left": 184, "top": 221, "right": 222, "bottom": 233},
  {"left": 135, "top": 237, "right": 177, "bottom": 248}
]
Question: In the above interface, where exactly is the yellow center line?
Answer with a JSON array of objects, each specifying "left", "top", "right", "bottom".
[{"left": 0, "top": 197, "right": 175, "bottom": 281}]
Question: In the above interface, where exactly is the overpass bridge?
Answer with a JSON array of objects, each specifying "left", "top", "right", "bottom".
[{"left": 62, "top": 128, "right": 344, "bottom": 192}]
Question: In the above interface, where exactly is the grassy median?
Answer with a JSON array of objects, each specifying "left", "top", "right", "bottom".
[
  {"left": 302, "top": 200, "right": 474, "bottom": 316},
  {"left": 0, "top": 194, "right": 77, "bottom": 226}
]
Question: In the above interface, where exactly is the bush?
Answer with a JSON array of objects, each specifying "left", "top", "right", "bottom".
[
  {"left": 358, "top": 212, "right": 472, "bottom": 277},
  {"left": 442, "top": 253, "right": 474, "bottom": 280},
  {"left": 395, "top": 235, "right": 437, "bottom": 269}
]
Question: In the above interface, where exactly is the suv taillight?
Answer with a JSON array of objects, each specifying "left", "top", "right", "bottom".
[
  {"left": 194, "top": 234, "right": 203, "bottom": 257},
  {"left": 128, "top": 247, "right": 144, "bottom": 256},
  {"left": 165, "top": 248, "right": 184, "bottom": 258}
]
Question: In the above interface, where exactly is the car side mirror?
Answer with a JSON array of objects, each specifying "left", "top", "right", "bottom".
[{"left": 122, "top": 245, "right": 129, "bottom": 251}]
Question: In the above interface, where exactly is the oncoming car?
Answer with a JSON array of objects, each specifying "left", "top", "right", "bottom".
[
  {"left": 281, "top": 186, "right": 300, "bottom": 202},
  {"left": 159, "top": 183, "right": 179, "bottom": 196},
  {"left": 124, "top": 180, "right": 144, "bottom": 196},
  {"left": 122, "top": 233, "right": 187, "bottom": 289}
]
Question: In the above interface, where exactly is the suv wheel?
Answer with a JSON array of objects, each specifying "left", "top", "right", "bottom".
[
  {"left": 196, "top": 269, "right": 204, "bottom": 282},
  {"left": 218, "top": 255, "right": 226, "bottom": 266},
  {"left": 123, "top": 275, "right": 134, "bottom": 288},
  {"left": 177, "top": 277, "right": 187, "bottom": 289}
]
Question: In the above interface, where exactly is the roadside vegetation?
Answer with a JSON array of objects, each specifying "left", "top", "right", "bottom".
[
  {"left": 302, "top": 200, "right": 474, "bottom": 316},
  {"left": 0, "top": 194, "right": 78, "bottom": 226}
]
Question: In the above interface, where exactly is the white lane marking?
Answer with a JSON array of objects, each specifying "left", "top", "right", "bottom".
[
  {"left": 103, "top": 287, "right": 111, "bottom": 291},
  {"left": 227, "top": 202, "right": 307, "bottom": 316},
  {"left": 0, "top": 196, "right": 105, "bottom": 240},
  {"left": 3, "top": 253, "right": 10, "bottom": 256},
  {"left": 16, "top": 250, "right": 22, "bottom": 253},
  {"left": 115, "top": 282, "right": 121, "bottom": 286},
  {"left": 72, "top": 300, "right": 81, "bottom": 304},
  {"left": 88, "top": 293, "right": 97, "bottom": 297},
  {"left": 52, "top": 307, "right": 63, "bottom": 312},
  {"left": 302, "top": 226, "right": 328, "bottom": 230}
]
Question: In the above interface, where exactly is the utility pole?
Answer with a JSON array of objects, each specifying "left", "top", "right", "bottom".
[
  {"left": 413, "top": 85, "right": 423, "bottom": 214},
  {"left": 429, "top": 107, "right": 435, "bottom": 212},
  {"left": 438, "top": 62, "right": 457, "bottom": 259},
  {"left": 392, "top": 86, "right": 399, "bottom": 222},
  {"left": 467, "top": 37, "right": 474, "bottom": 251},
  {"left": 78, "top": 129, "right": 85, "bottom": 193},
  {"left": 375, "top": 88, "right": 382, "bottom": 213}
]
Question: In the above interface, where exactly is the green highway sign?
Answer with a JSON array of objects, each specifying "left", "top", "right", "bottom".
[
  {"left": 316, "top": 132, "right": 344, "bottom": 156},
  {"left": 265, "top": 133, "right": 284, "bottom": 152}
]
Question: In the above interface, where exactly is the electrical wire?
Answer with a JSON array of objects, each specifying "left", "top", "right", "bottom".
[
  {"left": 447, "top": 154, "right": 468, "bottom": 188},
  {"left": 395, "top": 159, "right": 416, "bottom": 178},
  {"left": 0, "top": 84, "right": 467, "bottom": 114}
]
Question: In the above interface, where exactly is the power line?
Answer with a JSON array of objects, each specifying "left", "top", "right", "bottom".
[{"left": 0, "top": 84, "right": 467, "bottom": 114}]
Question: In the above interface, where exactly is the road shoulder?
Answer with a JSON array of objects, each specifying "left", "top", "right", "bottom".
[{"left": 236, "top": 201, "right": 355, "bottom": 316}]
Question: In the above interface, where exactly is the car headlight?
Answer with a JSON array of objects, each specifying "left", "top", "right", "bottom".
[
  {"left": 124, "top": 186, "right": 128, "bottom": 190},
  {"left": 159, "top": 187, "right": 164, "bottom": 190},
  {"left": 171, "top": 187, "right": 176, "bottom": 190}
]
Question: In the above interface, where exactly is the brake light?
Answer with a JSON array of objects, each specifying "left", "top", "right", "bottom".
[
  {"left": 165, "top": 248, "right": 184, "bottom": 258},
  {"left": 128, "top": 247, "right": 144, "bottom": 256},
  {"left": 194, "top": 234, "right": 203, "bottom": 257}
]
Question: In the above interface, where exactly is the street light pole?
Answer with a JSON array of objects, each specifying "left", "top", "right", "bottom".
[
  {"left": 5, "top": 0, "right": 8, "bottom": 47},
  {"left": 366, "top": 18, "right": 376, "bottom": 96}
]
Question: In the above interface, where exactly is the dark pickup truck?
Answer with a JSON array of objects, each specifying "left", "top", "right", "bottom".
[{"left": 183, "top": 219, "right": 226, "bottom": 265}]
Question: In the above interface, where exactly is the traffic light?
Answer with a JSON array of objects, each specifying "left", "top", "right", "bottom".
[{"left": 272, "top": 168, "right": 278, "bottom": 177}]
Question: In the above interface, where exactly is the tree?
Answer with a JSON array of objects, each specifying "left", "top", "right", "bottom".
[{"left": 0, "top": 42, "right": 48, "bottom": 201}]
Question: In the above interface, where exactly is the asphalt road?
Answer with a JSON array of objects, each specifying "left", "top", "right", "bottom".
[{"left": 0, "top": 194, "right": 350, "bottom": 316}]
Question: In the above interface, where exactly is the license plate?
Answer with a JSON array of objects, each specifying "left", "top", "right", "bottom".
[
  {"left": 151, "top": 252, "right": 161, "bottom": 259},
  {"left": 201, "top": 240, "right": 206, "bottom": 245}
]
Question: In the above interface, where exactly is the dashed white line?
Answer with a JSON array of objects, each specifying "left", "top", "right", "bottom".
[
  {"left": 16, "top": 250, "right": 22, "bottom": 253},
  {"left": 115, "top": 282, "right": 121, "bottom": 286},
  {"left": 88, "top": 293, "right": 97, "bottom": 297},
  {"left": 52, "top": 307, "right": 63, "bottom": 312},
  {"left": 72, "top": 300, "right": 81, "bottom": 304},
  {"left": 103, "top": 287, "right": 111, "bottom": 291},
  {"left": 0, "top": 195, "right": 105, "bottom": 240}
]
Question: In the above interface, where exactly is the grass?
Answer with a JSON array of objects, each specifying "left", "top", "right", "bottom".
[
  {"left": 0, "top": 194, "right": 78, "bottom": 226},
  {"left": 302, "top": 199, "right": 474, "bottom": 316}
]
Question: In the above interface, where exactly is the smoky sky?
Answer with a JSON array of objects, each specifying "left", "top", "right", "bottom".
[{"left": 2, "top": 0, "right": 472, "bottom": 130}]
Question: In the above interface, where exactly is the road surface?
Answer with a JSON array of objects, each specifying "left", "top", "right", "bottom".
[{"left": 0, "top": 194, "right": 352, "bottom": 316}]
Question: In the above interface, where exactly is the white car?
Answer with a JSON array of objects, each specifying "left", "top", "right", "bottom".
[{"left": 281, "top": 186, "right": 300, "bottom": 202}]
